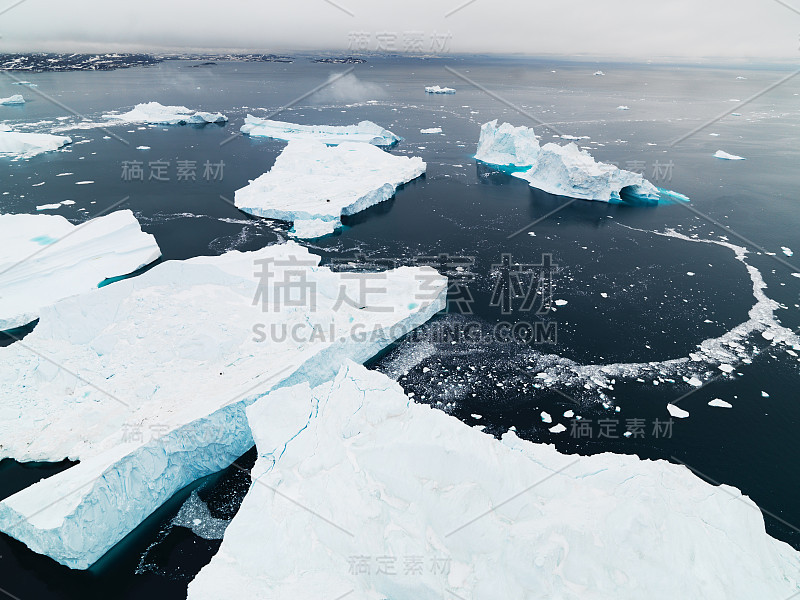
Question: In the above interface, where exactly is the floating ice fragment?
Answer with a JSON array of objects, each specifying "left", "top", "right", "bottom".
[
  {"left": 709, "top": 399, "right": 733, "bottom": 408},
  {"left": 541, "top": 411, "right": 552, "bottom": 423},
  {"left": 104, "top": 102, "right": 227, "bottom": 125},
  {"left": 234, "top": 140, "right": 425, "bottom": 238},
  {"left": 0, "top": 94, "right": 25, "bottom": 105},
  {"left": 714, "top": 150, "right": 746, "bottom": 161},
  {"left": 667, "top": 403, "right": 689, "bottom": 418},
  {"left": 425, "top": 85, "right": 456, "bottom": 94},
  {"left": 420, "top": 127, "right": 442, "bottom": 134},
  {"left": 240, "top": 116, "right": 399, "bottom": 146}
]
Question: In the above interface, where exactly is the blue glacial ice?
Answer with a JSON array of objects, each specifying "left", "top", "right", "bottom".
[
  {"left": 188, "top": 361, "right": 800, "bottom": 600},
  {"left": 475, "top": 120, "right": 684, "bottom": 204},
  {"left": 240, "top": 115, "right": 401, "bottom": 146},
  {"left": 0, "top": 242, "right": 447, "bottom": 569}
]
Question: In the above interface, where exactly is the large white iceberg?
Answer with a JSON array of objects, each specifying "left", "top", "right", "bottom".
[
  {"left": 240, "top": 115, "right": 400, "bottom": 146},
  {"left": 0, "top": 242, "right": 447, "bottom": 569},
  {"left": 235, "top": 140, "right": 425, "bottom": 238},
  {"left": 0, "top": 124, "right": 71, "bottom": 159},
  {"left": 0, "top": 210, "right": 161, "bottom": 331},
  {"left": 476, "top": 120, "right": 665, "bottom": 203},
  {"left": 103, "top": 101, "right": 227, "bottom": 125},
  {"left": 0, "top": 94, "right": 25, "bottom": 105},
  {"left": 188, "top": 361, "right": 800, "bottom": 599}
]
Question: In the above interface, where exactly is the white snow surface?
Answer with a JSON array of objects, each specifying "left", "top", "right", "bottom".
[
  {"left": 234, "top": 140, "right": 425, "bottom": 236},
  {"left": 0, "top": 126, "right": 71, "bottom": 158},
  {"left": 188, "top": 362, "right": 800, "bottom": 600},
  {"left": 425, "top": 85, "right": 456, "bottom": 94},
  {"left": 0, "top": 94, "right": 25, "bottom": 105},
  {"left": 103, "top": 102, "right": 228, "bottom": 125},
  {"left": 240, "top": 115, "right": 400, "bottom": 146},
  {"left": 476, "top": 120, "right": 662, "bottom": 203},
  {"left": 0, "top": 210, "right": 161, "bottom": 331},
  {"left": 0, "top": 242, "right": 447, "bottom": 569},
  {"left": 714, "top": 150, "right": 746, "bottom": 160}
]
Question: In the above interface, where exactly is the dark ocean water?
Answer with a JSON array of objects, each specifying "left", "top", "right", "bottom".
[{"left": 1, "top": 55, "right": 799, "bottom": 598}]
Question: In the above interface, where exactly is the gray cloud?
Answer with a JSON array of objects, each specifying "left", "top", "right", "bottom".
[{"left": 0, "top": 0, "right": 798, "bottom": 60}]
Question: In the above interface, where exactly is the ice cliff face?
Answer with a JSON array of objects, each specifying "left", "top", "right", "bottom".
[
  {"left": 188, "top": 361, "right": 800, "bottom": 600},
  {"left": 240, "top": 116, "right": 401, "bottom": 146},
  {"left": 103, "top": 102, "right": 228, "bottom": 125},
  {"left": 0, "top": 242, "right": 447, "bottom": 569},
  {"left": 0, "top": 210, "right": 161, "bottom": 331},
  {"left": 475, "top": 120, "right": 666, "bottom": 203},
  {"left": 0, "top": 125, "right": 71, "bottom": 158},
  {"left": 234, "top": 140, "right": 426, "bottom": 238}
]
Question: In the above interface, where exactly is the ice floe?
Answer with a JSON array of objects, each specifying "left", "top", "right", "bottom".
[
  {"left": 235, "top": 140, "right": 425, "bottom": 237},
  {"left": 0, "top": 242, "right": 446, "bottom": 569},
  {"left": 240, "top": 115, "right": 400, "bottom": 146},
  {"left": 425, "top": 85, "right": 456, "bottom": 94},
  {"left": 714, "top": 150, "right": 746, "bottom": 161},
  {"left": 0, "top": 210, "right": 161, "bottom": 331},
  {"left": 709, "top": 399, "right": 733, "bottom": 408},
  {"left": 0, "top": 125, "right": 71, "bottom": 159},
  {"left": 476, "top": 120, "right": 669, "bottom": 203},
  {"left": 0, "top": 94, "right": 25, "bottom": 105},
  {"left": 103, "top": 102, "right": 228, "bottom": 125},
  {"left": 187, "top": 362, "right": 800, "bottom": 600},
  {"left": 420, "top": 127, "right": 442, "bottom": 134}
]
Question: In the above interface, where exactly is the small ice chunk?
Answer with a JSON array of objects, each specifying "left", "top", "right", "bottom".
[
  {"left": 714, "top": 150, "right": 746, "bottom": 161},
  {"left": 709, "top": 399, "right": 732, "bottom": 408},
  {"left": 0, "top": 94, "right": 25, "bottom": 105},
  {"left": 420, "top": 127, "right": 442, "bottom": 134},
  {"left": 549, "top": 423, "right": 566, "bottom": 433},
  {"left": 718, "top": 364, "right": 735, "bottom": 373},
  {"left": 541, "top": 411, "right": 552, "bottom": 423},
  {"left": 554, "top": 299, "right": 568, "bottom": 306},
  {"left": 424, "top": 86, "right": 456, "bottom": 94},
  {"left": 667, "top": 404, "right": 690, "bottom": 419}
]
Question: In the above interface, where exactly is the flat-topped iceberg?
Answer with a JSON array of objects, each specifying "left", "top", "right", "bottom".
[
  {"left": 188, "top": 361, "right": 800, "bottom": 599},
  {"left": 425, "top": 85, "right": 456, "bottom": 94},
  {"left": 0, "top": 242, "right": 446, "bottom": 569},
  {"left": 240, "top": 115, "right": 400, "bottom": 146},
  {"left": 103, "top": 101, "right": 227, "bottom": 125},
  {"left": 0, "top": 124, "right": 71, "bottom": 159},
  {"left": 235, "top": 140, "right": 425, "bottom": 237},
  {"left": 0, "top": 94, "right": 25, "bottom": 105},
  {"left": 0, "top": 210, "right": 160, "bottom": 331},
  {"left": 476, "top": 120, "right": 673, "bottom": 203}
]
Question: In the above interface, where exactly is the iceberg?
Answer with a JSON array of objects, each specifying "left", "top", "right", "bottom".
[
  {"left": 103, "top": 101, "right": 228, "bottom": 125},
  {"left": 476, "top": 120, "right": 665, "bottom": 203},
  {"left": 0, "top": 124, "right": 71, "bottom": 159},
  {"left": 714, "top": 150, "right": 746, "bottom": 160},
  {"left": 425, "top": 85, "right": 456, "bottom": 94},
  {"left": 240, "top": 115, "right": 400, "bottom": 146},
  {"left": 234, "top": 140, "right": 425, "bottom": 237},
  {"left": 475, "top": 119, "right": 541, "bottom": 168},
  {"left": 420, "top": 127, "right": 442, "bottom": 134},
  {"left": 188, "top": 361, "right": 800, "bottom": 600},
  {"left": 0, "top": 242, "right": 447, "bottom": 569},
  {"left": 0, "top": 210, "right": 161, "bottom": 331},
  {"left": 0, "top": 94, "right": 25, "bottom": 105}
]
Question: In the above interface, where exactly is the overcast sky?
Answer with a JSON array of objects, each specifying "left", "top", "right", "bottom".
[{"left": 1, "top": 0, "right": 798, "bottom": 60}]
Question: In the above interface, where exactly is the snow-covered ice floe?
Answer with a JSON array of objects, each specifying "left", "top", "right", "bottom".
[
  {"left": 188, "top": 361, "right": 800, "bottom": 600},
  {"left": 0, "top": 242, "right": 447, "bottom": 569},
  {"left": 0, "top": 124, "right": 71, "bottom": 159},
  {"left": 235, "top": 140, "right": 425, "bottom": 238},
  {"left": 425, "top": 85, "right": 456, "bottom": 94},
  {"left": 714, "top": 150, "right": 746, "bottom": 161},
  {"left": 0, "top": 210, "right": 160, "bottom": 331},
  {"left": 240, "top": 115, "right": 400, "bottom": 146},
  {"left": 420, "top": 127, "right": 442, "bottom": 134},
  {"left": 103, "top": 102, "right": 228, "bottom": 125},
  {"left": 0, "top": 94, "right": 25, "bottom": 105},
  {"left": 476, "top": 120, "right": 681, "bottom": 204}
]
